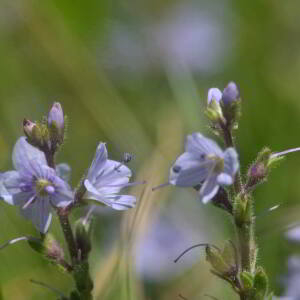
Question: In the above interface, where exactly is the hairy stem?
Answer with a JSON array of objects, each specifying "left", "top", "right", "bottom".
[
  {"left": 221, "top": 125, "right": 256, "bottom": 299},
  {"left": 57, "top": 212, "right": 78, "bottom": 265}
]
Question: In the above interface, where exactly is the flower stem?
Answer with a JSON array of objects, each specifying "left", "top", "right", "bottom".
[
  {"left": 221, "top": 125, "right": 256, "bottom": 299},
  {"left": 57, "top": 211, "right": 78, "bottom": 265}
]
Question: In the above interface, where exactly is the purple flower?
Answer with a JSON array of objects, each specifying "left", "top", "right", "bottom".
[
  {"left": 0, "top": 137, "right": 73, "bottom": 233},
  {"left": 169, "top": 133, "right": 239, "bottom": 203},
  {"left": 84, "top": 143, "right": 140, "bottom": 210},
  {"left": 48, "top": 102, "right": 64, "bottom": 130}
]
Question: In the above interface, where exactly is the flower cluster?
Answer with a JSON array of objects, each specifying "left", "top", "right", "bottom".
[{"left": 0, "top": 103, "right": 140, "bottom": 234}]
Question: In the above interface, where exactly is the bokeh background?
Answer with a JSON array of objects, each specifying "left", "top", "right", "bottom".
[{"left": 1, "top": 0, "right": 300, "bottom": 299}]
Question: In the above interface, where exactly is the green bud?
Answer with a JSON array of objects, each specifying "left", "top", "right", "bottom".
[
  {"left": 221, "top": 240, "right": 236, "bottom": 268},
  {"left": 240, "top": 271, "right": 254, "bottom": 290},
  {"left": 206, "top": 98, "right": 225, "bottom": 125},
  {"left": 233, "top": 194, "right": 252, "bottom": 227},
  {"left": 75, "top": 218, "right": 92, "bottom": 261},
  {"left": 28, "top": 234, "right": 66, "bottom": 269},
  {"left": 23, "top": 119, "right": 50, "bottom": 151},
  {"left": 205, "top": 245, "right": 232, "bottom": 276},
  {"left": 253, "top": 266, "right": 268, "bottom": 298}
]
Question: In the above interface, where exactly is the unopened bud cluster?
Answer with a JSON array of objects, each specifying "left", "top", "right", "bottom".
[{"left": 23, "top": 102, "right": 65, "bottom": 154}]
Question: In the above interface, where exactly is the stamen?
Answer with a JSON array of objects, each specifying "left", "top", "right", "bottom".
[
  {"left": 22, "top": 195, "right": 36, "bottom": 209},
  {"left": 271, "top": 147, "right": 300, "bottom": 158},
  {"left": 152, "top": 182, "right": 170, "bottom": 191}
]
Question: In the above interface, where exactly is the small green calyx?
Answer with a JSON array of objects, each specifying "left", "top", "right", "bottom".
[
  {"left": 206, "top": 242, "right": 237, "bottom": 278},
  {"left": 205, "top": 99, "right": 225, "bottom": 124}
]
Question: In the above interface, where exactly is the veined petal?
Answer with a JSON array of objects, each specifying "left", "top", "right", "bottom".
[
  {"left": 87, "top": 143, "right": 108, "bottom": 181},
  {"left": 109, "top": 195, "right": 136, "bottom": 210},
  {"left": 56, "top": 163, "right": 71, "bottom": 182},
  {"left": 217, "top": 173, "right": 233, "bottom": 185},
  {"left": 93, "top": 160, "right": 132, "bottom": 189},
  {"left": 169, "top": 152, "right": 213, "bottom": 187},
  {"left": 223, "top": 148, "right": 239, "bottom": 176},
  {"left": 185, "top": 133, "right": 223, "bottom": 157},
  {"left": 12, "top": 137, "right": 47, "bottom": 174},
  {"left": 199, "top": 176, "right": 219, "bottom": 203},
  {"left": 20, "top": 198, "right": 52, "bottom": 233}
]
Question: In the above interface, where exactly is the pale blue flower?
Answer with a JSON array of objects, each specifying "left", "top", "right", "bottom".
[
  {"left": 84, "top": 143, "right": 140, "bottom": 210},
  {"left": 169, "top": 133, "right": 239, "bottom": 203},
  {"left": 0, "top": 137, "right": 73, "bottom": 233}
]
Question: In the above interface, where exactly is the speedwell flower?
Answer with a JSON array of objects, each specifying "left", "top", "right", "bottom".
[
  {"left": 83, "top": 143, "right": 141, "bottom": 210},
  {"left": 0, "top": 137, "right": 73, "bottom": 233},
  {"left": 169, "top": 133, "right": 239, "bottom": 203}
]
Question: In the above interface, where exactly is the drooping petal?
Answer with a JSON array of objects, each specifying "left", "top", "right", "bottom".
[
  {"left": 169, "top": 152, "right": 213, "bottom": 187},
  {"left": 20, "top": 198, "right": 52, "bottom": 233},
  {"left": 87, "top": 143, "right": 108, "bottom": 181},
  {"left": 12, "top": 137, "right": 47, "bottom": 175},
  {"left": 199, "top": 175, "right": 219, "bottom": 203},
  {"left": 185, "top": 133, "right": 223, "bottom": 157},
  {"left": 56, "top": 163, "right": 71, "bottom": 182},
  {"left": 207, "top": 88, "right": 222, "bottom": 104},
  {"left": 223, "top": 148, "right": 239, "bottom": 176}
]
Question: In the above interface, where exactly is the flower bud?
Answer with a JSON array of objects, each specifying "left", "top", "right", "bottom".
[
  {"left": 253, "top": 266, "right": 269, "bottom": 298},
  {"left": 206, "top": 244, "right": 237, "bottom": 277},
  {"left": 48, "top": 102, "right": 65, "bottom": 148},
  {"left": 222, "top": 81, "right": 239, "bottom": 105},
  {"left": 28, "top": 234, "right": 64, "bottom": 262},
  {"left": 23, "top": 118, "right": 36, "bottom": 138},
  {"left": 48, "top": 102, "right": 64, "bottom": 130},
  {"left": 75, "top": 218, "right": 92, "bottom": 261},
  {"left": 23, "top": 118, "right": 50, "bottom": 150},
  {"left": 207, "top": 88, "right": 222, "bottom": 104}
]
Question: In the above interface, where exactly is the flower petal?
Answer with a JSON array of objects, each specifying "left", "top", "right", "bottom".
[
  {"left": 199, "top": 175, "right": 219, "bottom": 203},
  {"left": 169, "top": 152, "right": 213, "bottom": 187},
  {"left": 56, "top": 163, "right": 71, "bottom": 182},
  {"left": 20, "top": 198, "right": 52, "bottom": 233},
  {"left": 223, "top": 147, "right": 239, "bottom": 176},
  {"left": 92, "top": 160, "right": 132, "bottom": 192},
  {"left": 87, "top": 143, "right": 108, "bottom": 181},
  {"left": 217, "top": 173, "right": 233, "bottom": 185},
  {"left": 0, "top": 171, "right": 25, "bottom": 204},
  {"left": 109, "top": 195, "right": 136, "bottom": 210},
  {"left": 12, "top": 137, "right": 47, "bottom": 175},
  {"left": 185, "top": 133, "right": 223, "bottom": 157}
]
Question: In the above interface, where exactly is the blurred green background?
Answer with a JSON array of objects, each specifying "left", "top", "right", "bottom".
[{"left": 1, "top": 0, "right": 300, "bottom": 299}]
